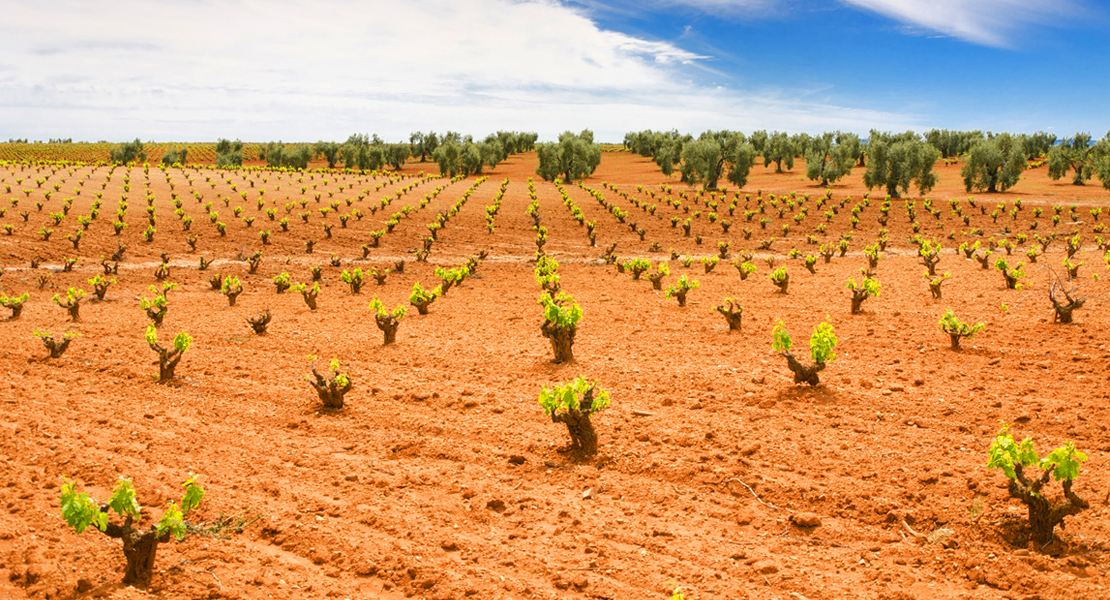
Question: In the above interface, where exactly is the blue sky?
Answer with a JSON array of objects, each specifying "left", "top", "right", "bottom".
[{"left": 0, "top": 0, "right": 1105, "bottom": 143}]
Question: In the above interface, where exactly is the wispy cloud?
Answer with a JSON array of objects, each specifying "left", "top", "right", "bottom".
[
  {"left": 0, "top": 0, "right": 919, "bottom": 142},
  {"left": 840, "top": 0, "right": 1086, "bottom": 47}
]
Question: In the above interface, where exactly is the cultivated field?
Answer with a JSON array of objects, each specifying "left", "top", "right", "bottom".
[{"left": 0, "top": 149, "right": 1108, "bottom": 599}]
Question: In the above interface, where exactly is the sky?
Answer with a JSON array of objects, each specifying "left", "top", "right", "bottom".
[{"left": 0, "top": 0, "right": 1106, "bottom": 143}]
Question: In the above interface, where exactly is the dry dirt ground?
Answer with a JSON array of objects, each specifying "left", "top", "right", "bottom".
[{"left": 0, "top": 151, "right": 1109, "bottom": 600}]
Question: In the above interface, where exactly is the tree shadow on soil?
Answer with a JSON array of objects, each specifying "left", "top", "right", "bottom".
[
  {"left": 773, "top": 384, "right": 840, "bottom": 406},
  {"left": 995, "top": 514, "right": 1093, "bottom": 558}
]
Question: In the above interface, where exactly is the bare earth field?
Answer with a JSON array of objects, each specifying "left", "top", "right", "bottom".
[{"left": 1, "top": 151, "right": 1109, "bottom": 600}]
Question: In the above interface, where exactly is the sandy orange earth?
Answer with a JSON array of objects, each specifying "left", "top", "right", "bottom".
[{"left": 0, "top": 151, "right": 1109, "bottom": 600}]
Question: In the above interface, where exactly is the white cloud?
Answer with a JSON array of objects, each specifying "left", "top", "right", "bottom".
[
  {"left": 0, "top": 0, "right": 919, "bottom": 142},
  {"left": 840, "top": 0, "right": 1084, "bottom": 47}
]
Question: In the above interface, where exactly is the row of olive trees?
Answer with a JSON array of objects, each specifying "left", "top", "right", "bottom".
[
  {"left": 431, "top": 131, "right": 538, "bottom": 178},
  {"left": 627, "top": 128, "right": 1110, "bottom": 195},
  {"left": 960, "top": 132, "right": 1110, "bottom": 192},
  {"left": 626, "top": 129, "right": 865, "bottom": 187}
]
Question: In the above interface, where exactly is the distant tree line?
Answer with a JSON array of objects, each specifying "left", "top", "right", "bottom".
[{"left": 625, "top": 128, "right": 1110, "bottom": 195}]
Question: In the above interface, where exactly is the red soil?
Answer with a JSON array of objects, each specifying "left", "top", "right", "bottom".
[{"left": 0, "top": 152, "right": 1108, "bottom": 600}]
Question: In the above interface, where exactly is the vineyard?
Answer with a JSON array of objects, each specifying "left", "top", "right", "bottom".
[{"left": 0, "top": 149, "right": 1108, "bottom": 600}]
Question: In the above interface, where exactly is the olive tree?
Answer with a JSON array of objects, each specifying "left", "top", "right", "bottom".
[
  {"left": 863, "top": 131, "right": 940, "bottom": 197},
  {"left": 264, "top": 142, "right": 313, "bottom": 169},
  {"left": 314, "top": 141, "right": 341, "bottom": 168},
  {"left": 762, "top": 131, "right": 795, "bottom": 172},
  {"left": 110, "top": 139, "right": 147, "bottom": 165},
  {"left": 925, "top": 128, "right": 984, "bottom": 158},
  {"left": 625, "top": 130, "right": 691, "bottom": 176},
  {"left": 961, "top": 133, "right": 1026, "bottom": 193},
  {"left": 805, "top": 133, "right": 855, "bottom": 186},
  {"left": 409, "top": 131, "right": 439, "bottom": 162},
  {"left": 496, "top": 131, "right": 537, "bottom": 155},
  {"left": 748, "top": 130, "right": 768, "bottom": 155},
  {"left": 384, "top": 143, "right": 411, "bottom": 171},
  {"left": 341, "top": 134, "right": 385, "bottom": 171},
  {"left": 434, "top": 140, "right": 483, "bottom": 178},
  {"left": 679, "top": 130, "right": 756, "bottom": 190},
  {"left": 836, "top": 131, "right": 866, "bottom": 167},
  {"left": 1019, "top": 131, "right": 1057, "bottom": 159},
  {"left": 160, "top": 147, "right": 187, "bottom": 166},
  {"left": 1048, "top": 133, "right": 1095, "bottom": 185},
  {"left": 1095, "top": 133, "right": 1110, "bottom": 191},
  {"left": 215, "top": 138, "right": 243, "bottom": 167},
  {"left": 536, "top": 130, "right": 602, "bottom": 183},
  {"left": 477, "top": 136, "right": 505, "bottom": 172}
]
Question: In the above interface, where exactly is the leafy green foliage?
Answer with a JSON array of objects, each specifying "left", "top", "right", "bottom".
[
  {"left": 52, "top": 287, "right": 86, "bottom": 305},
  {"left": 534, "top": 256, "right": 561, "bottom": 291},
  {"left": 679, "top": 130, "right": 757, "bottom": 190},
  {"left": 109, "top": 139, "right": 147, "bottom": 165},
  {"left": 539, "top": 292, "right": 582, "bottom": 328},
  {"left": 863, "top": 132, "right": 941, "bottom": 197},
  {"left": 433, "top": 138, "right": 482, "bottom": 178},
  {"left": 624, "top": 257, "right": 651, "bottom": 279},
  {"left": 146, "top": 324, "right": 192, "bottom": 354},
  {"left": 938, "top": 308, "right": 984, "bottom": 343},
  {"left": 809, "top": 320, "right": 837, "bottom": 364},
  {"left": 988, "top": 424, "right": 1086, "bottom": 482},
  {"left": 1047, "top": 133, "right": 1094, "bottom": 185},
  {"left": 771, "top": 320, "right": 792, "bottom": 355},
  {"left": 762, "top": 131, "right": 795, "bottom": 172},
  {"left": 368, "top": 297, "right": 406, "bottom": 320},
  {"left": 805, "top": 133, "right": 855, "bottom": 186},
  {"left": 60, "top": 479, "right": 108, "bottom": 534},
  {"left": 846, "top": 274, "right": 881, "bottom": 297},
  {"left": 538, "top": 376, "right": 610, "bottom": 416},
  {"left": 215, "top": 138, "right": 244, "bottom": 167},
  {"left": 173, "top": 331, "right": 192, "bottom": 353},
  {"left": 665, "top": 275, "right": 699, "bottom": 303},
  {"left": 961, "top": 134, "right": 1026, "bottom": 192},
  {"left": 409, "top": 282, "right": 440, "bottom": 305},
  {"left": 108, "top": 478, "right": 141, "bottom": 519},
  {"left": 536, "top": 130, "right": 602, "bottom": 183},
  {"left": 61, "top": 475, "right": 204, "bottom": 545}
]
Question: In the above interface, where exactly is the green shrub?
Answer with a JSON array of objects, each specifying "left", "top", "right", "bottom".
[
  {"left": 60, "top": 475, "right": 204, "bottom": 585},
  {"left": 846, "top": 272, "right": 880, "bottom": 314},
  {"left": 768, "top": 266, "right": 789, "bottom": 293},
  {"left": 0, "top": 291, "right": 29, "bottom": 319},
  {"left": 665, "top": 275, "right": 699, "bottom": 307},
  {"left": 539, "top": 292, "right": 581, "bottom": 363},
  {"left": 771, "top": 319, "right": 836, "bottom": 385},
  {"left": 34, "top": 329, "right": 78, "bottom": 358},
  {"left": 938, "top": 308, "right": 984, "bottom": 350},
  {"left": 221, "top": 276, "right": 243, "bottom": 306},
  {"left": 994, "top": 258, "right": 1026, "bottom": 289},
  {"left": 146, "top": 325, "right": 191, "bottom": 382},
  {"left": 139, "top": 288, "right": 170, "bottom": 326},
  {"left": 987, "top": 424, "right": 1088, "bottom": 544},
  {"left": 368, "top": 297, "right": 405, "bottom": 344},
  {"left": 624, "top": 257, "right": 651, "bottom": 280},
  {"left": 535, "top": 256, "right": 561, "bottom": 295},
  {"left": 273, "top": 272, "right": 292, "bottom": 294},
  {"left": 538, "top": 377, "right": 610, "bottom": 456},
  {"left": 409, "top": 282, "right": 441, "bottom": 315},
  {"left": 109, "top": 139, "right": 147, "bottom": 165},
  {"left": 307, "top": 355, "right": 352, "bottom": 409},
  {"left": 52, "top": 287, "right": 86, "bottom": 321},
  {"left": 291, "top": 282, "right": 319, "bottom": 310}
]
